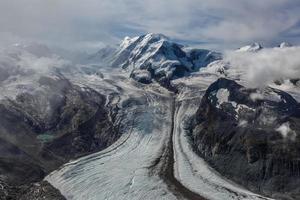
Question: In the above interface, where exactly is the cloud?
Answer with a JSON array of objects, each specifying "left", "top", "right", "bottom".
[
  {"left": 0, "top": 0, "right": 300, "bottom": 50},
  {"left": 0, "top": 44, "right": 70, "bottom": 83},
  {"left": 17, "top": 52, "right": 70, "bottom": 75},
  {"left": 224, "top": 46, "right": 300, "bottom": 87},
  {"left": 0, "top": 45, "right": 72, "bottom": 100},
  {"left": 276, "top": 122, "right": 297, "bottom": 141},
  {"left": 250, "top": 92, "right": 264, "bottom": 101}
]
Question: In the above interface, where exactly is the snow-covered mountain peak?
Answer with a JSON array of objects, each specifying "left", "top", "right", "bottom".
[
  {"left": 116, "top": 34, "right": 220, "bottom": 81},
  {"left": 83, "top": 33, "right": 220, "bottom": 85},
  {"left": 237, "top": 42, "right": 263, "bottom": 52},
  {"left": 279, "top": 42, "right": 292, "bottom": 48},
  {"left": 120, "top": 33, "right": 168, "bottom": 50},
  {"left": 139, "top": 33, "right": 169, "bottom": 43},
  {"left": 120, "top": 36, "right": 139, "bottom": 49}
]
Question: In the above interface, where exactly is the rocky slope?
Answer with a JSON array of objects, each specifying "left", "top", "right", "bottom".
[
  {"left": 0, "top": 180, "right": 65, "bottom": 200},
  {"left": 0, "top": 74, "right": 121, "bottom": 199},
  {"left": 0, "top": 45, "right": 122, "bottom": 199},
  {"left": 188, "top": 78, "right": 300, "bottom": 199}
]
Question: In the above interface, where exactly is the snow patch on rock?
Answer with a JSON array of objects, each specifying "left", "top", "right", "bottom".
[{"left": 216, "top": 88, "right": 230, "bottom": 108}]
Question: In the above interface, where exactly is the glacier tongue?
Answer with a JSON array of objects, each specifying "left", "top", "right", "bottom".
[{"left": 46, "top": 72, "right": 177, "bottom": 200}]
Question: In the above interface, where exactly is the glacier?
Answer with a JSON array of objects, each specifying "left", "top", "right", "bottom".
[{"left": 45, "top": 70, "right": 272, "bottom": 200}]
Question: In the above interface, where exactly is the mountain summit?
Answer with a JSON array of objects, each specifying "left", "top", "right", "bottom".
[
  {"left": 279, "top": 42, "right": 292, "bottom": 48},
  {"left": 237, "top": 42, "right": 263, "bottom": 52},
  {"left": 86, "top": 33, "right": 221, "bottom": 84}
]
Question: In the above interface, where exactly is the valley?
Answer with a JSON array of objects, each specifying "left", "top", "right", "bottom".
[{"left": 45, "top": 71, "right": 272, "bottom": 200}]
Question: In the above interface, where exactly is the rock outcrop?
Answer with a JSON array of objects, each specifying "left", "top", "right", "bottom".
[{"left": 188, "top": 78, "right": 300, "bottom": 199}]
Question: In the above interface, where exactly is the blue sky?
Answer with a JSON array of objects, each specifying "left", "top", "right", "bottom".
[{"left": 1, "top": 0, "right": 300, "bottom": 51}]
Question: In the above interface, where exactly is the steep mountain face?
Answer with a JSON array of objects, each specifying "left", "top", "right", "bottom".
[
  {"left": 0, "top": 75, "right": 121, "bottom": 199},
  {"left": 0, "top": 74, "right": 120, "bottom": 180},
  {"left": 0, "top": 45, "right": 122, "bottom": 199},
  {"left": 188, "top": 78, "right": 300, "bottom": 199},
  {"left": 185, "top": 48, "right": 222, "bottom": 70},
  {"left": 111, "top": 33, "right": 193, "bottom": 78},
  {"left": 87, "top": 33, "right": 220, "bottom": 84}
]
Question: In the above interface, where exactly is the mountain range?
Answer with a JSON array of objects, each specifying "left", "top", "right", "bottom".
[{"left": 0, "top": 33, "right": 299, "bottom": 200}]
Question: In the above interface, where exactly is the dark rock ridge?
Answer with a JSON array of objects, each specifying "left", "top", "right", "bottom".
[
  {"left": 188, "top": 78, "right": 300, "bottom": 199},
  {"left": 0, "top": 74, "right": 121, "bottom": 199}
]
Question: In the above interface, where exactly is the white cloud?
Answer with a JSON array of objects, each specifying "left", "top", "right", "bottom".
[
  {"left": 224, "top": 46, "right": 300, "bottom": 87},
  {"left": 276, "top": 122, "right": 297, "bottom": 141},
  {"left": 250, "top": 92, "right": 264, "bottom": 101},
  {"left": 0, "top": 0, "right": 300, "bottom": 50},
  {"left": 17, "top": 53, "right": 70, "bottom": 75}
]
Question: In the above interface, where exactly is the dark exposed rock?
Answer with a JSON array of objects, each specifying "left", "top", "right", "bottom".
[
  {"left": 157, "top": 77, "right": 178, "bottom": 93},
  {"left": 18, "top": 181, "right": 65, "bottom": 200},
  {"left": 0, "top": 180, "right": 65, "bottom": 200},
  {"left": 187, "top": 49, "right": 222, "bottom": 71},
  {"left": 130, "top": 70, "right": 152, "bottom": 84},
  {"left": 188, "top": 78, "right": 300, "bottom": 199},
  {"left": 0, "top": 75, "right": 121, "bottom": 198}
]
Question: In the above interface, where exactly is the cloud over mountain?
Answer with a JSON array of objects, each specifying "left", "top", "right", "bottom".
[
  {"left": 1, "top": 0, "right": 300, "bottom": 50},
  {"left": 224, "top": 46, "right": 300, "bottom": 87}
]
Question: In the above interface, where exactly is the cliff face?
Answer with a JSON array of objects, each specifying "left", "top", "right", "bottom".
[{"left": 189, "top": 78, "right": 300, "bottom": 199}]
